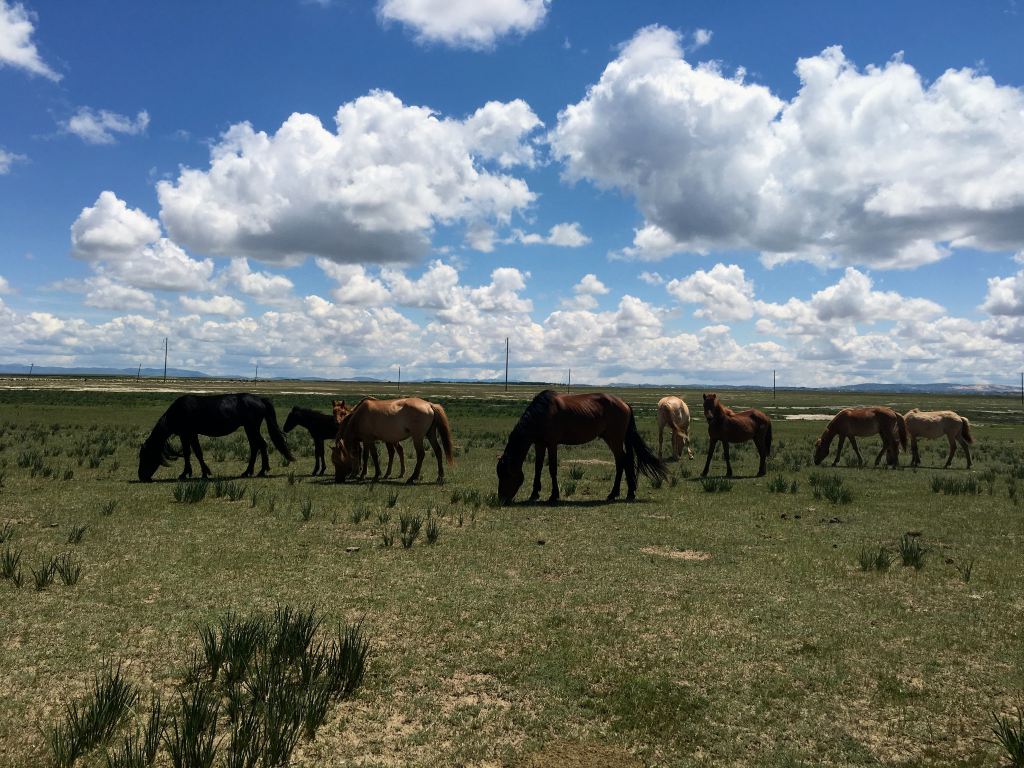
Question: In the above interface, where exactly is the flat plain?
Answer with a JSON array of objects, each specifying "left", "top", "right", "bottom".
[{"left": 1, "top": 377, "right": 1023, "bottom": 767}]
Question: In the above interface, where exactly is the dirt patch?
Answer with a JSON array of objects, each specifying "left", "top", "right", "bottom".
[
  {"left": 784, "top": 414, "right": 834, "bottom": 420},
  {"left": 516, "top": 741, "right": 643, "bottom": 768},
  {"left": 564, "top": 459, "right": 615, "bottom": 466},
  {"left": 640, "top": 546, "right": 711, "bottom": 561}
]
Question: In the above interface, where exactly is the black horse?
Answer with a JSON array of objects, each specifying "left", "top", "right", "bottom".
[
  {"left": 283, "top": 406, "right": 340, "bottom": 476},
  {"left": 138, "top": 393, "right": 294, "bottom": 481}
]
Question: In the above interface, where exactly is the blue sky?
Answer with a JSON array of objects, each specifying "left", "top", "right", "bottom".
[{"left": 1, "top": 0, "right": 1023, "bottom": 384}]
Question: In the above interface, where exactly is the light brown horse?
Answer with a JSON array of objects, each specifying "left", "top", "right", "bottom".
[
  {"left": 896, "top": 409, "right": 973, "bottom": 468},
  {"left": 332, "top": 399, "right": 405, "bottom": 479},
  {"left": 701, "top": 393, "right": 772, "bottom": 477},
  {"left": 333, "top": 397, "right": 453, "bottom": 484},
  {"left": 656, "top": 395, "right": 694, "bottom": 461},
  {"left": 496, "top": 390, "right": 666, "bottom": 504},
  {"left": 813, "top": 407, "right": 907, "bottom": 467}
]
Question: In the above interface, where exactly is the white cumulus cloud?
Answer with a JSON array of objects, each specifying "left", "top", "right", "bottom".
[
  {"left": 65, "top": 108, "right": 150, "bottom": 145},
  {"left": 0, "top": 0, "right": 59, "bottom": 80},
  {"left": 0, "top": 147, "right": 26, "bottom": 174},
  {"left": 377, "top": 0, "right": 549, "bottom": 49},
  {"left": 157, "top": 91, "right": 540, "bottom": 265},
  {"left": 981, "top": 270, "right": 1024, "bottom": 316},
  {"left": 552, "top": 25, "right": 1024, "bottom": 269},
  {"left": 667, "top": 263, "right": 756, "bottom": 321},
  {"left": 179, "top": 295, "right": 246, "bottom": 317}
]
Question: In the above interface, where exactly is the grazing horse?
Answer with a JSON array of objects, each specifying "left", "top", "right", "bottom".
[
  {"left": 331, "top": 400, "right": 406, "bottom": 479},
  {"left": 892, "top": 409, "right": 973, "bottom": 468},
  {"left": 138, "top": 393, "right": 294, "bottom": 481},
  {"left": 701, "top": 393, "right": 772, "bottom": 478},
  {"left": 283, "top": 406, "right": 347, "bottom": 476},
  {"left": 333, "top": 397, "right": 453, "bottom": 484},
  {"left": 813, "top": 407, "right": 907, "bottom": 468},
  {"left": 656, "top": 395, "right": 694, "bottom": 461},
  {"left": 496, "top": 390, "right": 667, "bottom": 504}
]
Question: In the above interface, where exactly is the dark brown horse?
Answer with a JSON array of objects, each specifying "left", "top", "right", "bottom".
[
  {"left": 496, "top": 390, "right": 667, "bottom": 504},
  {"left": 701, "top": 393, "right": 772, "bottom": 477},
  {"left": 814, "top": 407, "right": 907, "bottom": 467}
]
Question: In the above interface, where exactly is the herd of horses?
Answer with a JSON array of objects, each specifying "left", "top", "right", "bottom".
[{"left": 137, "top": 391, "right": 976, "bottom": 502}]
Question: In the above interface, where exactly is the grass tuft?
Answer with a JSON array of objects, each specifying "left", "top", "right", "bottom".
[
  {"left": 699, "top": 477, "right": 733, "bottom": 493},
  {"left": 989, "top": 706, "right": 1024, "bottom": 767},
  {"left": 67, "top": 524, "right": 88, "bottom": 544},
  {"left": 898, "top": 534, "right": 925, "bottom": 569}
]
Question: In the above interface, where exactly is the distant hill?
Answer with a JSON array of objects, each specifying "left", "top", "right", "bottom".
[
  {"left": 0, "top": 364, "right": 210, "bottom": 378},
  {"left": 0, "top": 365, "right": 1018, "bottom": 395}
]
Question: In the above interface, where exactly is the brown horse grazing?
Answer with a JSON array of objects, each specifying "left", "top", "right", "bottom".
[
  {"left": 813, "top": 407, "right": 907, "bottom": 467},
  {"left": 656, "top": 395, "right": 694, "bottom": 461},
  {"left": 701, "top": 393, "right": 772, "bottom": 477},
  {"left": 496, "top": 390, "right": 667, "bottom": 504},
  {"left": 331, "top": 399, "right": 405, "bottom": 479},
  {"left": 333, "top": 397, "right": 453, "bottom": 484},
  {"left": 889, "top": 409, "right": 973, "bottom": 469}
]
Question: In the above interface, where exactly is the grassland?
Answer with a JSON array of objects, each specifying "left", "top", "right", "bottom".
[{"left": 1, "top": 376, "right": 1023, "bottom": 767}]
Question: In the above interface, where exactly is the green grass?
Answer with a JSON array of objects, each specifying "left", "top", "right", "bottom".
[{"left": 1, "top": 379, "right": 1023, "bottom": 766}]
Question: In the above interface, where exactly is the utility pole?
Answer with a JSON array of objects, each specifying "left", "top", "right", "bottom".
[
  {"left": 568, "top": 368, "right": 571, "bottom": 394},
  {"left": 504, "top": 338, "right": 509, "bottom": 392},
  {"left": 397, "top": 365, "right": 401, "bottom": 394},
  {"left": 254, "top": 364, "right": 259, "bottom": 383},
  {"left": 28, "top": 363, "right": 33, "bottom": 376},
  {"left": 163, "top": 338, "right": 168, "bottom": 382},
  {"left": 773, "top": 369, "right": 776, "bottom": 403},
  {"left": 137, "top": 363, "right": 142, "bottom": 381},
  {"left": 1020, "top": 372, "right": 1023, "bottom": 407}
]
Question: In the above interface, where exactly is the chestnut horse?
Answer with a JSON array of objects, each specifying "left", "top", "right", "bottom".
[
  {"left": 496, "top": 390, "right": 667, "bottom": 504},
  {"left": 333, "top": 397, "right": 453, "bottom": 484},
  {"left": 331, "top": 400, "right": 405, "bottom": 479},
  {"left": 892, "top": 409, "right": 973, "bottom": 469},
  {"left": 701, "top": 393, "right": 772, "bottom": 477},
  {"left": 656, "top": 395, "right": 694, "bottom": 461},
  {"left": 813, "top": 407, "right": 907, "bottom": 467}
]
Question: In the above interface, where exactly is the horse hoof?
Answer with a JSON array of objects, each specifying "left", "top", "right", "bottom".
[
  {"left": 606, "top": 493, "right": 618, "bottom": 502},
  {"left": 436, "top": 477, "right": 445, "bottom": 485},
  {"left": 625, "top": 494, "right": 636, "bottom": 502},
  {"left": 528, "top": 493, "right": 540, "bottom": 502},
  {"left": 405, "top": 478, "right": 416, "bottom": 485},
  {"left": 546, "top": 496, "right": 559, "bottom": 505}
]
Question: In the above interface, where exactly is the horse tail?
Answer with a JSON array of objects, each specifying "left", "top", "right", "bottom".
[
  {"left": 626, "top": 411, "right": 668, "bottom": 483},
  {"left": 896, "top": 412, "right": 908, "bottom": 451},
  {"left": 960, "top": 417, "right": 974, "bottom": 444},
  {"left": 431, "top": 403, "right": 455, "bottom": 465},
  {"left": 764, "top": 418, "right": 773, "bottom": 457},
  {"left": 262, "top": 398, "right": 295, "bottom": 463}
]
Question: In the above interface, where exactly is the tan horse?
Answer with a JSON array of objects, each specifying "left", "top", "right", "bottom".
[
  {"left": 656, "top": 396, "right": 694, "bottom": 461},
  {"left": 897, "top": 409, "right": 974, "bottom": 468},
  {"left": 332, "top": 399, "right": 405, "bottom": 479},
  {"left": 701, "top": 393, "right": 772, "bottom": 477},
  {"left": 813, "top": 407, "right": 907, "bottom": 467},
  {"left": 333, "top": 397, "right": 454, "bottom": 484}
]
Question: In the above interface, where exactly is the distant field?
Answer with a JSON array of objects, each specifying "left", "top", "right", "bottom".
[{"left": 1, "top": 376, "right": 1023, "bottom": 767}]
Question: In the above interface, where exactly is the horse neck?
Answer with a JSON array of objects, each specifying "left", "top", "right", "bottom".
[
  {"left": 502, "top": 427, "right": 532, "bottom": 467},
  {"left": 144, "top": 414, "right": 173, "bottom": 449}
]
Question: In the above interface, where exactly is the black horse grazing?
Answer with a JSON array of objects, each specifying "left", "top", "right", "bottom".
[
  {"left": 283, "top": 406, "right": 338, "bottom": 476},
  {"left": 138, "top": 393, "right": 294, "bottom": 481},
  {"left": 496, "top": 390, "right": 667, "bottom": 504}
]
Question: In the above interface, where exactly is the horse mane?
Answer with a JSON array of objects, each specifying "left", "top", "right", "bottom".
[
  {"left": 141, "top": 414, "right": 179, "bottom": 465},
  {"left": 510, "top": 390, "right": 557, "bottom": 442}
]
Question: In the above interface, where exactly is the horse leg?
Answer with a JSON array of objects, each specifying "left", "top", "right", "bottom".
[
  {"left": 832, "top": 435, "right": 846, "bottom": 466},
  {"left": 756, "top": 434, "right": 767, "bottom": 477},
  {"left": 253, "top": 424, "right": 271, "bottom": 477},
  {"left": 313, "top": 439, "right": 323, "bottom": 476},
  {"left": 359, "top": 444, "right": 369, "bottom": 479},
  {"left": 382, "top": 443, "right": 393, "bottom": 479},
  {"left": 427, "top": 426, "right": 445, "bottom": 484},
  {"left": 179, "top": 433, "right": 194, "bottom": 480},
  {"left": 406, "top": 437, "right": 426, "bottom": 484},
  {"left": 910, "top": 437, "right": 920, "bottom": 468},
  {"left": 603, "top": 437, "right": 625, "bottom": 501},
  {"left": 848, "top": 436, "right": 863, "bottom": 466},
  {"left": 529, "top": 443, "right": 546, "bottom": 502},
  {"left": 624, "top": 443, "right": 638, "bottom": 501},
  {"left": 944, "top": 435, "right": 957, "bottom": 469},
  {"left": 685, "top": 431, "right": 694, "bottom": 460},
  {"left": 722, "top": 442, "right": 733, "bottom": 478},
  {"left": 657, "top": 422, "right": 664, "bottom": 460},
  {"left": 191, "top": 436, "right": 212, "bottom": 478},
  {"left": 701, "top": 438, "right": 717, "bottom": 477},
  {"left": 546, "top": 444, "right": 559, "bottom": 504},
  {"left": 959, "top": 437, "right": 972, "bottom": 468},
  {"left": 370, "top": 442, "right": 382, "bottom": 481},
  {"left": 395, "top": 443, "right": 406, "bottom": 478}
]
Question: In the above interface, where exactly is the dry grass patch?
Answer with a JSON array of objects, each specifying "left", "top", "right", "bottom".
[{"left": 640, "top": 546, "right": 711, "bottom": 561}]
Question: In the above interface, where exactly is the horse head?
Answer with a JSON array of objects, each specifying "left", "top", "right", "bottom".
[
  {"left": 812, "top": 436, "right": 829, "bottom": 465},
  {"left": 702, "top": 393, "right": 719, "bottom": 422},
  {"left": 496, "top": 453, "right": 524, "bottom": 504},
  {"left": 333, "top": 400, "right": 353, "bottom": 421},
  {"left": 283, "top": 406, "right": 299, "bottom": 433}
]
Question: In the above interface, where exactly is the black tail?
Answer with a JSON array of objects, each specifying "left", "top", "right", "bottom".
[
  {"left": 263, "top": 398, "right": 295, "bottom": 463},
  {"left": 764, "top": 420, "right": 773, "bottom": 457},
  {"left": 626, "top": 411, "right": 668, "bottom": 483}
]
